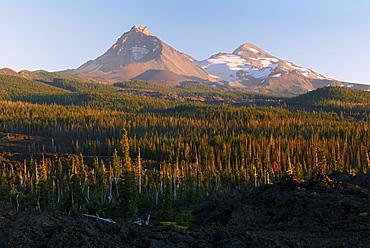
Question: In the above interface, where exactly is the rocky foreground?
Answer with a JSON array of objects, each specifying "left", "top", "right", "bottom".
[{"left": 2, "top": 172, "right": 370, "bottom": 247}]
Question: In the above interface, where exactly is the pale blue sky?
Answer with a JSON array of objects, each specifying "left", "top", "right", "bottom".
[{"left": 1, "top": 0, "right": 370, "bottom": 84}]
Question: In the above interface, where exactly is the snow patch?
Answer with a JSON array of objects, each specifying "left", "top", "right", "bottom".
[
  {"left": 195, "top": 55, "right": 248, "bottom": 81},
  {"left": 264, "top": 58, "right": 279, "bottom": 63},
  {"left": 258, "top": 58, "right": 279, "bottom": 68},
  {"left": 286, "top": 62, "right": 307, "bottom": 71},
  {"left": 316, "top": 75, "right": 326, "bottom": 80},
  {"left": 247, "top": 68, "right": 271, "bottom": 78},
  {"left": 301, "top": 71, "right": 310, "bottom": 77},
  {"left": 242, "top": 65, "right": 253, "bottom": 69},
  {"left": 130, "top": 46, "right": 149, "bottom": 61},
  {"left": 89, "top": 65, "right": 102, "bottom": 73},
  {"left": 194, "top": 54, "right": 273, "bottom": 82},
  {"left": 269, "top": 63, "right": 279, "bottom": 68},
  {"left": 271, "top": 73, "right": 281, "bottom": 78},
  {"left": 249, "top": 48, "right": 260, "bottom": 53},
  {"left": 260, "top": 59, "right": 272, "bottom": 67}
]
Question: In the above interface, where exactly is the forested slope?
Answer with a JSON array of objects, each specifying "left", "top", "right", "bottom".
[
  {"left": 286, "top": 86, "right": 370, "bottom": 113},
  {"left": 0, "top": 75, "right": 368, "bottom": 226},
  {"left": 0, "top": 75, "right": 69, "bottom": 100}
]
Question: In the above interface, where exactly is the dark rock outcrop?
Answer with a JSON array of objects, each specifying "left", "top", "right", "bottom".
[{"left": 2, "top": 172, "right": 370, "bottom": 247}]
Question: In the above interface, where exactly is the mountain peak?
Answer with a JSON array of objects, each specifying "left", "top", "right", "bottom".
[
  {"left": 232, "top": 42, "right": 275, "bottom": 59},
  {"left": 63, "top": 26, "right": 210, "bottom": 83},
  {"left": 129, "top": 25, "right": 154, "bottom": 36},
  {"left": 195, "top": 42, "right": 345, "bottom": 94}
]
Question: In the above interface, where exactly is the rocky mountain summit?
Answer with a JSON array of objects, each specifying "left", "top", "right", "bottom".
[{"left": 63, "top": 26, "right": 211, "bottom": 84}]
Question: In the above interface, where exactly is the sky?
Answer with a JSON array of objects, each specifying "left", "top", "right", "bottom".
[{"left": 1, "top": 0, "right": 370, "bottom": 84}]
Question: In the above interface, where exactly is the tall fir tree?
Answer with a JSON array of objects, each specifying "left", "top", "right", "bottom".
[{"left": 119, "top": 128, "right": 138, "bottom": 221}]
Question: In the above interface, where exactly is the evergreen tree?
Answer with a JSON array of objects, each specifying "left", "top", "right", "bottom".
[
  {"left": 119, "top": 128, "right": 138, "bottom": 221},
  {"left": 157, "top": 178, "right": 175, "bottom": 221}
]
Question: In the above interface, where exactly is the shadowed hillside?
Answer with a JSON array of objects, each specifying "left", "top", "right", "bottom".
[
  {"left": 286, "top": 86, "right": 370, "bottom": 113},
  {"left": 0, "top": 75, "right": 69, "bottom": 100}
]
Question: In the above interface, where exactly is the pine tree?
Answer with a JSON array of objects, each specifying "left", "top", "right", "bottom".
[
  {"left": 157, "top": 177, "right": 175, "bottom": 221},
  {"left": 111, "top": 149, "right": 121, "bottom": 180},
  {"left": 119, "top": 128, "right": 138, "bottom": 221}
]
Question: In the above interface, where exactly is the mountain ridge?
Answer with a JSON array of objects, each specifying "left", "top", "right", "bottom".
[
  {"left": 63, "top": 25, "right": 211, "bottom": 85},
  {"left": 2, "top": 26, "right": 370, "bottom": 94},
  {"left": 194, "top": 42, "right": 370, "bottom": 94}
]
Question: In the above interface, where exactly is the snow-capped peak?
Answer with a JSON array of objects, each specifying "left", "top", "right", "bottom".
[
  {"left": 193, "top": 42, "right": 334, "bottom": 94},
  {"left": 194, "top": 53, "right": 278, "bottom": 82}
]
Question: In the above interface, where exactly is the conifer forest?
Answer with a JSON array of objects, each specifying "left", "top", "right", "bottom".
[{"left": 0, "top": 74, "right": 369, "bottom": 222}]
